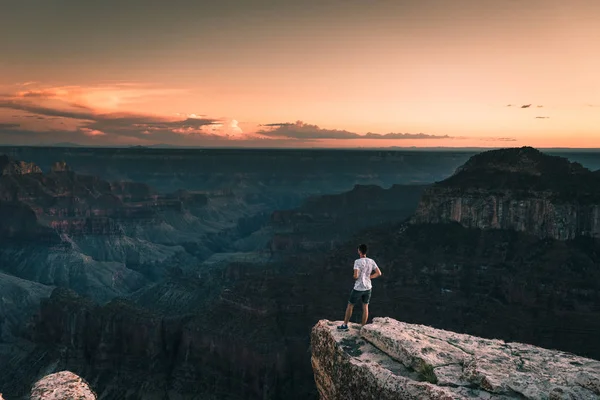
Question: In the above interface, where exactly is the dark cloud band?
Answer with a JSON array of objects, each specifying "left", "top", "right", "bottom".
[{"left": 258, "top": 121, "right": 451, "bottom": 140}]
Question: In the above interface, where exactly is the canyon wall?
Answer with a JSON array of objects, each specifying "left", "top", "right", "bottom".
[
  {"left": 414, "top": 188, "right": 600, "bottom": 240},
  {"left": 413, "top": 147, "right": 600, "bottom": 240}
]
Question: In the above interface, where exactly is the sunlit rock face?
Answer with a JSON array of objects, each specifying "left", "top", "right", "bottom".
[
  {"left": 311, "top": 318, "right": 600, "bottom": 400},
  {"left": 414, "top": 147, "right": 600, "bottom": 240},
  {"left": 30, "top": 371, "right": 96, "bottom": 400}
]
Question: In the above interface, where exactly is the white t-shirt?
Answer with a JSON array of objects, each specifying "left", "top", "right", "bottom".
[{"left": 353, "top": 257, "right": 379, "bottom": 291}]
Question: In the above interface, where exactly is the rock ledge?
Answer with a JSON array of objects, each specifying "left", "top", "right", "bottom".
[{"left": 311, "top": 317, "right": 600, "bottom": 399}]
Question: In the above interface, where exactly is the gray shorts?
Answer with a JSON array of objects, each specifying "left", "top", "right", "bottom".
[{"left": 348, "top": 289, "right": 371, "bottom": 305}]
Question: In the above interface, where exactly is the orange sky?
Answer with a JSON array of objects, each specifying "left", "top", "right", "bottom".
[{"left": 0, "top": 0, "right": 599, "bottom": 147}]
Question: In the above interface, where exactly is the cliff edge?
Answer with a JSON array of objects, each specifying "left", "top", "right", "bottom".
[
  {"left": 311, "top": 318, "right": 600, "bottom": 399},
  {"left": 413, "top": 147, "right": 600, "bottom": 240}
]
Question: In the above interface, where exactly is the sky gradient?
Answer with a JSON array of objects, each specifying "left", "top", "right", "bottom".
[{"left": 1, "top": 0, "right": 599, "bottom": 148}]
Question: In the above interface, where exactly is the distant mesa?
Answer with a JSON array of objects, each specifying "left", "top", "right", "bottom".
[
  {"left": 413, "top": 146, "right": 600, "bottom": 239},
  {"left": 447, "top": 146, "right": 589, "bottom": 180}
]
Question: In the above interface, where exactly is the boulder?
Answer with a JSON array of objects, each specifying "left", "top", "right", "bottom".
[{"left": 30, "top": 371, "right": 96, "bottom": 400}]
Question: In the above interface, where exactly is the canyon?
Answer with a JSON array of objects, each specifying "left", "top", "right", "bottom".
[{"left": 0, "top": 147, "right": 599, "bottom": 399}]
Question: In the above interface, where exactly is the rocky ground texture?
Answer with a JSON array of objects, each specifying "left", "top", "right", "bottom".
[
  {"left": 30, "top": 371, "right": 96, "bottom": 400},
  {"left": 312, "top": 318, "right": 600, "bottom": 400}
]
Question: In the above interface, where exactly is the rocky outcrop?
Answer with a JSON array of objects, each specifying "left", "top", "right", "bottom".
[
  {"left": 0, "top": 155, "right": 210, "bottom": 236},
  {"left": 0, "top": 155, "right": 42, "bottom": 175},
  {"left": 50, "top": 160, "right": 71, "bottom": 173},
  {"left": 413, "top": 147, "right": 600, "bottom": 240},
  {"left": 312, "top": 318, "right": 600, "bottom": 399},
  {"left": 30, "top": 371, "right": 96, "bottom": 400}
]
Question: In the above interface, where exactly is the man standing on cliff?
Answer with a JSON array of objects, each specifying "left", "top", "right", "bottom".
[{"left": 337, "top": 244, "right": 382, "bottom": 331}]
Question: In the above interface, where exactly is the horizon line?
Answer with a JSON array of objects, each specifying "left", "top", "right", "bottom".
[{"left": 1, "top": 144, "right": 600, "bottom": 151}]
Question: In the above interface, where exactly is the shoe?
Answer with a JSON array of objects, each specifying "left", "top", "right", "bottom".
[{"left": 337, "top": 324, "right": 349, "bottom": 331}]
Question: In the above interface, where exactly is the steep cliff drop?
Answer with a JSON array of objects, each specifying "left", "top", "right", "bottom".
[
  {"left": 413, "top": 146, "right": 600, "bottom": 240},
  {"left": 311, "top": 318, "right": 600, "bottom": 399}
]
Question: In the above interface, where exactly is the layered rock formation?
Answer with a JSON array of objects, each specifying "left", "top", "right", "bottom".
[
  {"left": 312, "top": 318, "right": 600, "bottom": 399},
  {"left": 30, "top": 371, "right": 96, "bottom": 400},
  {"left": 414, "top": 147, "right": 600, "bottom": 240},
  {"left": 0, "top": 154, "right": 42, "bottom": 176},
  {"left": 0, "top": 155, "right": 265, "bottom": 304}
]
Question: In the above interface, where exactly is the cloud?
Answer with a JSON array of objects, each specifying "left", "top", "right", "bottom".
[
  {"left": 535, "top": 116, "right": 550, "bottom": 119},
  {"left": 0, "top": 84, "right": 459, "bottom": 147},
  {"left": 480, "top": 137, "right": 517, "bottom": 142},
  {"left": 260, "top": 122, "right": 295, "bottom": 127},
  {"left": 258, "top": 121, "right": 450, "bottom": 140},
  {"left": 0, "top": 85, "right": 243, "bottom": 145},
  {"left": 258, "top": 121, "right": 357, "bottom": 139},
  {"left": 507, "top": 104, "right": 542, "bottom": 109},
  {"left": 364, "top": 132, "right": 451, "bottom": 140},
  {"left": 13, "top": 84, "right": 186, "bottom": 110},
  {"left": 80, "top": 128, "right": 106, "bottom": 136},
  {"left": 0, "top": 123, "right": 20, "bottom": 129},
  {"left": 0, "top": 99, "right": 97, "bottom": 120}
]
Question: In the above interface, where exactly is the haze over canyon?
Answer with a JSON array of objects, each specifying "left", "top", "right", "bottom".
[{"left": 0, "top": 146, "right": 599, "bottom": 399}]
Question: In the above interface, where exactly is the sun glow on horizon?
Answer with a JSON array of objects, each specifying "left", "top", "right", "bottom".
[{"left": 1, "top": 1, "right": 599, "bottom": 147}]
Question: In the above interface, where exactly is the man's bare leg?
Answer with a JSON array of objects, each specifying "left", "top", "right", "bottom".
[
  {"left": 361, "top": 303, "right": 369, "bottom": 326},
  {"left": 344, "top": 304, "right": 354, "bottom": 325}
]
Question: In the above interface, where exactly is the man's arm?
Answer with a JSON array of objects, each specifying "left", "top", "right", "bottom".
[
  {"left": 353, "top": 261, "right": 359, "bottom": 280},
  {"left": 370, "top": 267, "right": 382, "bottom": 280}
]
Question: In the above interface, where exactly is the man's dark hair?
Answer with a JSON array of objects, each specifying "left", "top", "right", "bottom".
[{"left": 358, "top": 244, "right": 368, "bottom": 255}]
